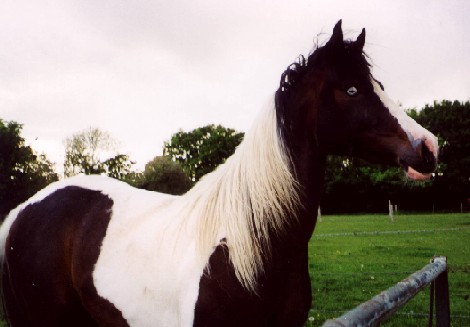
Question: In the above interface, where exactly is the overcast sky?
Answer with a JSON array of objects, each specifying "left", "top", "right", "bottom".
[{"left": 1, "top": 0, "right": 469, "bottom": 174}]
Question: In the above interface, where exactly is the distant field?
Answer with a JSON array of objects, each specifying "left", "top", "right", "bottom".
[{"left": 306, "top": 213, "right": 470, "bottom": 326}]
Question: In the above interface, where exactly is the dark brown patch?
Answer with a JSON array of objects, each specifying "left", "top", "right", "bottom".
[
  {"left": 1, "top": 186, "right": 129, "bottom": 327},
  {"left": 194, "top": 237, "right": 312, "bottom": 327}
]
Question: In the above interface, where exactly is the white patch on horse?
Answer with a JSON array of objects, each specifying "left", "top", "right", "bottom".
[
  {"left": 372, "top": 80, "right": 438, "bottom": 180},
  {"left": 92, "top": 186, "right": 205, "bottom": 327},
  {"left": 372, "top": 80, "right": 438, "bottom": 157}
]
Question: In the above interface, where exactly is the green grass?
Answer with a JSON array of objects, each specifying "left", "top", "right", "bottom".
[{"left": 306, "top": 213, "right": 470, "bottom": 326}]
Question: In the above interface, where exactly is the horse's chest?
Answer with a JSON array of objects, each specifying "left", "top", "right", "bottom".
[{"left": 193, "top": 244, "right": 312, "bottom": 327}]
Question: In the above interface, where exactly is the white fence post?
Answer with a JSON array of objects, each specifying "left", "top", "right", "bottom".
[{"left": 388, "top": 200, "right": 394, "bottom": 222}]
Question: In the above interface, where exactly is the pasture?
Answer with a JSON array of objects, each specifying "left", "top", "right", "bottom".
[{"left": 307, "top": 213, "right": 470, "bottom": 326}]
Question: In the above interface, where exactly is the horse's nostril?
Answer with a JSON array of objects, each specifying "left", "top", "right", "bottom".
[
  {"left": 422, "top": 142, "right": 432, "bottom": 159},
  {"left": 420, "top": 140, "right": 437, "bottom": 171}
]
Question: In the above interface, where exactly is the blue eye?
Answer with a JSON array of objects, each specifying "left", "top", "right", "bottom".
[{"left": 347, "top": 86, "right": 358, "bottom": 96}]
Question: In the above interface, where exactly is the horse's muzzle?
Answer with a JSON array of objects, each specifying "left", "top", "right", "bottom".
[{"left": 399, "top": 137, "right": 438, "bottom": 181}]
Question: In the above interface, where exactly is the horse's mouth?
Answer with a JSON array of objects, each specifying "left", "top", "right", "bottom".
[
  {"left": 398, "top": 141, "right": 437, "bottom": 181},
  {"left": 404, "top": 165, "right": 433, "bottom": 181}
]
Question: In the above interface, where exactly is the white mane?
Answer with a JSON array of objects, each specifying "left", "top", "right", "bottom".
[{"left": 180, "top": 97, "right": 300, "bottom": 292}]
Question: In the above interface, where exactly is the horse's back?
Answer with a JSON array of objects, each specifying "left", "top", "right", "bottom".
[{"left": 0, "top": 176, "right": 144, "bottom": 326}]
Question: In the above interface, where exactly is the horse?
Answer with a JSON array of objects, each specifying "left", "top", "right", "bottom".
[{"left": 0, "top": 20, "right": 438, "bottom": 327}]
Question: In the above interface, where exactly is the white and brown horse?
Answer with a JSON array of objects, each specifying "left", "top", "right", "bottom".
[{"left": 0, "top": 21, "right": 438, "bottom": 327}]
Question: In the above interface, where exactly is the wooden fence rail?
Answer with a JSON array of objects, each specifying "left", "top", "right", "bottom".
[{"left": 322, "top": 256, "right": 450, "bottom": 327}]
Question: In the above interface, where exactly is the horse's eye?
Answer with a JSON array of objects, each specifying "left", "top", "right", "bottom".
[{"left": 347, "top": 86, "right": 358, "bottom": 96}]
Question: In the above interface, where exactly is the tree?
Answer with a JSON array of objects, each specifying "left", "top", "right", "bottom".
[
  {"left": 64, "top": 127, "right": 133, "bottom": 179},
  {"left": 321, "top": 155, "right": 428, "bottom": 213},
  {"left": 131, "top": 156, "right": 192, "bottom": 195},
  {"left": 0, "top": 119, "right": 58, "bottom": 218},
  {"left": 164, "top": 125, "right": 244, "bottom": 181}
]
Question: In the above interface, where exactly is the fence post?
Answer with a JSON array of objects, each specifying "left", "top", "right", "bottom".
[
  {"left": 428, "top": 279, "right": 435, "bottom": 327},
  {"left": 433, "top": 257, "right": 450, "bottom": 327}
]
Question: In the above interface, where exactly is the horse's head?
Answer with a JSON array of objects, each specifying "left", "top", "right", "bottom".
[{"left": 277, "top": 20, "right": 438, "bottom": 180}]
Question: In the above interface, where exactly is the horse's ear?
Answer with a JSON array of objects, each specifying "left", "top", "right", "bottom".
[
  {"left": 326, "top": 20, "right": 344, "bottom": 48},
  {"left": 354, "top": 28, "right": 366, "bottom": 52}
]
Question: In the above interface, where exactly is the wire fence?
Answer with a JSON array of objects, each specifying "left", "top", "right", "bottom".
[{"left": 312, "top": 226, "right": 470, "bottom": 238}]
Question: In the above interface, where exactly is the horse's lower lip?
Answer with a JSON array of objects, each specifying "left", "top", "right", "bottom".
[
  {"left": 406, "top": 166, "right": 432, "bottom": 181},
  {"left": 399, "top": 159, "right": 432, "bottom": 181}
]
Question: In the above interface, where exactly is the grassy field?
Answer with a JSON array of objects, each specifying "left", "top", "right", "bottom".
[{"left": 306, "top": 213, "right": 470, "bottom": 326}]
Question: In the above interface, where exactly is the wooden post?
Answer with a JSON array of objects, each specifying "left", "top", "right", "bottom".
[
  {"left": 318, "top": 206, "right": 322, "bottom": 222},
  {"left": 388, "top": 200, "right": 394, "bottom": 222},
  {"left": 432, "top": 257, "right": 450, "bottom": 327}
]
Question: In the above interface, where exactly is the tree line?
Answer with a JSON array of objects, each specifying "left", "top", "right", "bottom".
[{"left": 1, "top": 100, "right": 468, "bottom": 219}]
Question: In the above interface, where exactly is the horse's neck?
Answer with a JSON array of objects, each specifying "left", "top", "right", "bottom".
[
  {"left": 276, "top": 84, "right": 326, "bottom": 240},
  {"left": 292, "top": 147, "right": 325, "bottom": 240},
  {"left": 266, "top": 147, "right": 324, "bottom": 278}
]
